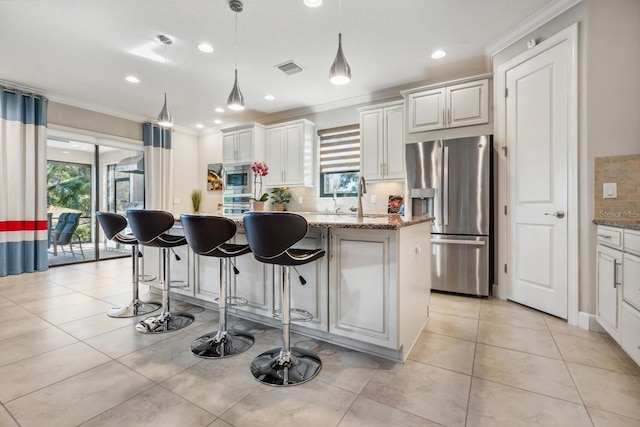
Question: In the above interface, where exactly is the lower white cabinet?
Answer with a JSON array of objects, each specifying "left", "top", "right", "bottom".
[
  {"left": 193, "top": 254, "right": 222, "bottom": 303},
  {"left": 141, "top": 226, "right": 193, "bottom": 298},
  {"left": 596, "top": 243, "right": 622, "bottom": 338},
  {"left": 329, "top": 228, "right": 397, "bottom": 348},
  {"left": 595, "top": 225, "right": 640, "bottom": 366},
  {"left": 231, "top": 232, "right": 274, "bottom": 317}
]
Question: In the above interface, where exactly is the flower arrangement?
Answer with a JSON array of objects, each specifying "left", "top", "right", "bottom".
[
  {"left": 270, "top": 187, "right": 292, "bottom": 204},
  {"left": 250, "top": 161, "right": 269, "bottom": 202}
]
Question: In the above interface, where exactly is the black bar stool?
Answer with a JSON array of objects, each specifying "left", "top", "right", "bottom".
[
  {"left": 126, "top": 209, "right": 195, "bottom": 333},
  {"left": 96, "top": 212, "right": 161, "bottom": 318},
  {"left": 243, "top": 212, "right": 325, "bottom": 386},
  {"left": 181, "top": 214, "right": 254, "bottom": 358}
]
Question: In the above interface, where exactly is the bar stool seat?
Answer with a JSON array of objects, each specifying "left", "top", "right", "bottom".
[
  {"left": 181, "top": 214, "right": 254, "bottom": 358},
  {"left": 126, "top": 209, "right": 195, "bottom": 334},
  {"left": 96, "top": 212, "right": 161, "bottom": 318},
  {"left": 243, "top": 212, "right": 325, "bottom": 386}
]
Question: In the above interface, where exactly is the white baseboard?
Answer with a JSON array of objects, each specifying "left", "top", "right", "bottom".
[
  {"left": 492, "top": 284, "right": 506, "bottom": 300},
  {"left": 578, "top": 311, "right": 605, "bottom": 332}
]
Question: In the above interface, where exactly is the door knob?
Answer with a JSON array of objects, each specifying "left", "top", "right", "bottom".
[{"left": 544, "top": 211, "right": 565, "bottom": 219}]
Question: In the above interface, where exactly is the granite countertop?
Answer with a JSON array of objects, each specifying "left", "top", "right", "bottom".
[
  {"left": 593, "top": 219, "right": 640, "bottom": 231},
  {"left": 179, "top": 212, "right": 434, "bottom": 230}
]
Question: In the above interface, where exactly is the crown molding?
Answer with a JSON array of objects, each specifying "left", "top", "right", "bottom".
[
  {"left": 0, "top": 79, "right": 197, "bottom": 136},
  {"left": 486, "top": 0, "right": 583, "bottom": 57}
]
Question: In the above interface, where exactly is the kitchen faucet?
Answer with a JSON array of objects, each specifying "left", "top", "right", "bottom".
[
  {"left": 356, "top": 175, "right": 367, "bottom": 219},
  {"left": 332, "top": 187, "right": 340, "bottom": 213}
]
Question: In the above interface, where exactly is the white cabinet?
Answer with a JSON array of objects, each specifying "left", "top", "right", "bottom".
[
  {"left": 265, "top": 119, "right": 315, "bottom": 187},
  {"left": 193, "top": 255, "right": 222, "bottom": 303},
  {"left": 222, "top": 124, "right": 266, "bottom": 165},
  {"left": 141, "top": 227, "right": 193, "bottom": 298},
  {"left": 596, "top": 243, "right": 622, "bottom": 338},
  {"left": 404, "top": 78, "right": 489, "bottom": 133},
  {"left": 595, "top": 225, "right": 640, "bottom": 366},
  {"left": 329, "top": 228, "right": 398, "bottom": 348},
  {"left": 359, "top": 101, "right": 404, "bottom": 181},
  {"left": 231, "top": 232, "right": 274, "bottom": 317}
]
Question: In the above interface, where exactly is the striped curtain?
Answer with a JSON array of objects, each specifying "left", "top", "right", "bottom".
[
  {"left": 143, "top": 123, "right": 172, "bottom": 210},
  {"left": 0, "top": 86, "right": 48, "bottom": 276}
]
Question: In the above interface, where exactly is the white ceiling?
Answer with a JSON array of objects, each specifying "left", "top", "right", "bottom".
[{"left": 1, "top": 0, "right": 561, "bottom": 133}]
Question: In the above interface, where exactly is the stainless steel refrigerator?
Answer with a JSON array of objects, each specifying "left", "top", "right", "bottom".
[{"left": 406, "top": 136, "right": 492, "bottom": 296}]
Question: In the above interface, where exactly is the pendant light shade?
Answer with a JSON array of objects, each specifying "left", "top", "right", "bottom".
[
  {"left": 329, "top": 33, "right": 351, "bottom": 85},
  {"left": 227, "top": 69, "right": 245, "bottom": 111},
  {"left": 227, "top": 0, "right": 246, "bottom": 111},
  {"left": 157, "top": 92, "right": 174, "bottom": 127},
  {"left": 157, "top": 35, "right": 174, "bottom": 128}
]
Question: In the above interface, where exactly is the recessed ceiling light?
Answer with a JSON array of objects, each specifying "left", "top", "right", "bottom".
[
  {"left": 214, "top": 119, "right": 222, "bottom": 124},
  {"left": 214, "top": 107, "right": 225, "bottom": 113},
  {"left": 304, "top": 0, "right": 322, "bottom": 7},
  {"left": 198, "top": 43, "right": 214, "bottom": 53},
  {"left": 264, "top": 94, "right": 275, "bottom": 101},
  {"left": 62, "top": 151, "right": 70, "bottom": 154},
  {"left": 196, "top": 124, "right": 204, "bottom": 129},
  {"left": 431, "top": 50, "right": 447, "bottom": 59},
  {"left": 125, "top": 76, "right": 140, "bottom": 83}
]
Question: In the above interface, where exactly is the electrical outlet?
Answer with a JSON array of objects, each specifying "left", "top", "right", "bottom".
[
  {"left": 370, "top": 195, "right": 377, "bottom": 204},
  {"left": 298, "top": 197, "right": 303, "bottom": 204},
  {"left": 603, "top": 183, "right": 617, "bottom": 199},
  {"left": 173, "top": 197, "right": 181, "bottom": 204}
]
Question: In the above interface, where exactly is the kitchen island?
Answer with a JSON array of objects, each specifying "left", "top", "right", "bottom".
[{"left": 142, "top": 213, "right": 433, "bottom": 362}]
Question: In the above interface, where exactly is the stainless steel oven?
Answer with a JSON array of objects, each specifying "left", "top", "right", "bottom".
[
  {"left": 222, "top": 194, "right": 251, "bottom": 215},
  {"left": 223, "top": 164, "right": 253, "bottom": 195}
]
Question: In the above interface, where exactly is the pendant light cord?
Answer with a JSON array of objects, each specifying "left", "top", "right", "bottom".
[
  {"left": 338, "top": 0, "right": 342, "bottom": 33},
  {"left": 163, "top": 42, "right": 168, "bottom": 95},
  {"left": 234, "top": 11, "right": 238, "bottom": 69}
]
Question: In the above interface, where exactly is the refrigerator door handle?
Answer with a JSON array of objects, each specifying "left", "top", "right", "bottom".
[
  {"left": 442, "top": 145, "right": 449, "bottom": 226},
  {"left": 431, "top": 239, "right": 486, "bottom": 246}
]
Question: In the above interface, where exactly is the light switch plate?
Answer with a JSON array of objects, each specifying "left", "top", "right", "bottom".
[
  {"left": 370, "top": 195, "right": 377, "bottom": 204},
  {"left": 173, "top": 197, "right": 181, "bottom": 204},
  {"left": 603, "top": 183, "right": 617, "bottom": 199}
]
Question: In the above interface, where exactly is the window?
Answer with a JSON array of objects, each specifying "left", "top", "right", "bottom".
[{"left": 318, "top": 124, "right": 360, "bottom": 197}]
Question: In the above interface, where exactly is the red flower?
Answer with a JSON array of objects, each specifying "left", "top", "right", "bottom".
[{"left": 251, "top": 161, "right": 269, "bottom": 177}]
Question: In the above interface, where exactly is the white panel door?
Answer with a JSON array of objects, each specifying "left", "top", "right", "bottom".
[
  {"left": 361, "top": 109, "right": 383, "bottom": 180},
  {"left": 384, "top": 105, "right": 404, "bottom": 180},
  {"left": 284, "top": 124, "right": 304, "bottom": 185},
  {"left": 506, "top": 39, "right": 570, "bottom": 318},
  {"left": 265, "top": 128, "right": 284, "bottom": 186}
]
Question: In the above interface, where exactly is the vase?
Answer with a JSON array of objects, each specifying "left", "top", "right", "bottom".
[
  {"left": 251, "top": 201, "right": 265, "bottom": 211},
  {"left": 274, "top": 203, "right": 285, "bottom": 212}
]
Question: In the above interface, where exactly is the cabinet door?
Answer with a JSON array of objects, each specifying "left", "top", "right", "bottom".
[
  {"left": 621, "top": 302, "right": 640, "bottom": 366},
  {"left": 360, "top": 109, "right": 384, "bottom": 181},
  {"left": 384, "top": 105, "right": 405, "bottom": 180},
  {"left": 446, "top": 79, "right": 489, "bottom": 128},
  {"left": 329, "top": 229, "right": 395, "bottom": 348},
  {"left": 232, "top": 232, "right": 274, "bottom": 317},
  {"left": 407, "top": 87, "right": 446, "bottom": 133},
  {"left": 623, "top": 252, "right": 640, "bottom": 310},
  {"left": 265, "top": 128, "right": 285, "bottom": 186},
  {"left": 194, "top": 254, "right": 222, "bottom": 303},
  {"left": 222, "top": 133, "right": 237, "bottom": 164},
  {"left": 236, "top": 128, "right": 255, "bottom": 163},
  {"left": 277, "top": 230, "right": 328, "bottom": 332},
  {"left": 597, "top": 244, "right": 622, "bottom": 337},
  {"left": 283, "top": 124, "right": 304, "bottom": 185}
]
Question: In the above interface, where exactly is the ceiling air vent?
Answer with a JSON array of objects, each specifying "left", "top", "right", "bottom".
[{"left": 275, "top": 60, "right": 305, "bottom": 76}]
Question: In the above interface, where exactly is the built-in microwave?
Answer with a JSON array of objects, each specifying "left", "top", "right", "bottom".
[{"left": 223, "top": 164, "right": 252, "bottom": 195}]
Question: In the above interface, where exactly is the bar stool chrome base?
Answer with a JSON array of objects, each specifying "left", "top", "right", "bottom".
[
  {"left": 135, "top": 311, "right": 194, "bottom": 334},
  {"left": 107, "top": 300, "right": 161, "bottom": 318},
  {"left": 191, "top": 330, "right": 254, "bottom": 358},
  {"left": 250, "top": 347, "right": 322, "bottom": 386}
]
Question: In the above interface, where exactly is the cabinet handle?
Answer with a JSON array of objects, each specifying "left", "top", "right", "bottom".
[
  {"left": 442, "top": 109, "right": 445, "bottom": 126},
  {"left": 448, "top": 108, "right": 451, "bottom": 125},
  {"left": 597, "top": 234, "right": 612, "bottom": 239},
  {"left": 613, "top": 259, "right": 620, "bottom": 287}
]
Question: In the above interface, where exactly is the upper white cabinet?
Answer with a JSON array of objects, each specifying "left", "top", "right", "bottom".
[
  {"left": 265, "top": 119, "right": 315, "bottom": 187},
  {"left": 404, "top": 77, "right": 489, "bottom": 133},
  {"left": 222, "top": 123, "right": 266, "bottom": 165},
  {"left": 359, "top": 101, "right": 404, "bottom": 181}
]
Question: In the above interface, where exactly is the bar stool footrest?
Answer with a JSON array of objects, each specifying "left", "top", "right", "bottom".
[
  {"left": 214, "top": 296, "right": 249, "bottom": 307},
  {"left": 107, "top": 300, "right": 161, "bottom": 318},
  {"left": 272, "top": 308, "right": 313, "bottom": 322},
  {"left": 138, "top": 274, "right": 157, "bottom": 282},
  {"left": 169, "top": 281, "right": 189, "bottom": 290}
]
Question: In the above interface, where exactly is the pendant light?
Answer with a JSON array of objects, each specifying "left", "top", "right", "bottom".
[
  {"left": 227, "top": 0, "right": 245, "bottom": 111},
  {"left": 329, "top": 0, "right": 351, "bottom": 85},
  {"left": 157, "top": 34, "right": 174, "bottom": 127}
]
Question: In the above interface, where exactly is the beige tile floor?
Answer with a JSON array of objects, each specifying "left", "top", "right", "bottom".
[{"left": 0, "top": 258, "right": 639, "bottom": 427}]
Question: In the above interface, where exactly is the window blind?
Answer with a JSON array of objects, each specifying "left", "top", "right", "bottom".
[{"left": 318, "top": 124, "right": 360, "bottom": 173}]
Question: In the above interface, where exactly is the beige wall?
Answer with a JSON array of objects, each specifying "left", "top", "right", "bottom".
[
  {"left": 492, "top": 0, "right": 640, "bottom": 314},
  {"left": 48, "top": 102, "right": 142, "bottom": 141}
]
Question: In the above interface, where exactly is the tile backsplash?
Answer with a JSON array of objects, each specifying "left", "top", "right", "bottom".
[{"left": 594, "top": 154, "right": 640, "bottom": 222}]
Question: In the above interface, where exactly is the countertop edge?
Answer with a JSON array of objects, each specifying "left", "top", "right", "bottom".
[{"left": 593, "top": 219, "right": 640, "bottom": 231}]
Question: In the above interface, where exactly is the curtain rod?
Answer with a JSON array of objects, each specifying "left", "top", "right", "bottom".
[{"left": 2, "top": 87, "right": 44, "bottom": 99}]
